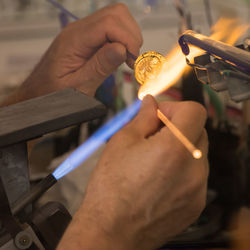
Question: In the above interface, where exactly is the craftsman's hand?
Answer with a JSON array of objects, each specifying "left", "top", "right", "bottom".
[
  {"left": 2, "top": 3, "right": 142, "bottom": 106},
  {"left": 58, "top": 96, "right": 209, "bottom": 250}
]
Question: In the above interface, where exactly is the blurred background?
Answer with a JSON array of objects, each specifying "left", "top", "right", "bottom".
[{"left": 0, "top": 0, "right": 250, "bottom": 248}]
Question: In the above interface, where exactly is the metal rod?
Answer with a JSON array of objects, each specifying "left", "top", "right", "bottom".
[
  {"left": 46, "top": 0, "right": 78, "bottom": 20},
  {"left": 157, "top": 109, "right": 202, "bottom": 159},
  {"left": 178, "top": 30, "right": 250, "bottom": 74}
]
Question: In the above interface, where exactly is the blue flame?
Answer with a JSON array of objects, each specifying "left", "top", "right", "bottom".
[{"left": 52, "top": 99, "right": 141, "bottom": 180}]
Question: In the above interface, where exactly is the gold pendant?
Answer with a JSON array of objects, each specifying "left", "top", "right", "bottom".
[{"left": 134, "top": 51, "right": 166, "bottom": 85}]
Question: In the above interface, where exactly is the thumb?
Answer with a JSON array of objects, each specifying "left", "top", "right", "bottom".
[
  {"left": 76, "top": 42, "right": 127, "bottom": 96},
  {"left": 126, "top": 95, "right": 160, "bottom": 138}
]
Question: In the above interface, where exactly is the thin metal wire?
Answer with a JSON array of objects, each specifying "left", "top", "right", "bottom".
[{"left": 46, "top": 0, "right": 79, "bottom": 20}]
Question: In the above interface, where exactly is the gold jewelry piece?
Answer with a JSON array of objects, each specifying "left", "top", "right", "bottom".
[{"left": 134, "top": 51, "right": 166, "bottom": 85}]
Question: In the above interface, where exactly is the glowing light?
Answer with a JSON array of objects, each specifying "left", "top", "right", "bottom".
[
  {"left": 138, "top": 18, "right": 249, "bottom": 99},
  {"left": 193, "top": 150, "right": 202, "bottom": 160},
  {"left": 157, "top": 109, "right": 202, "bottom": 159},
  {"left": 53, "top": 100, "right": 141, "bottom": 180}
]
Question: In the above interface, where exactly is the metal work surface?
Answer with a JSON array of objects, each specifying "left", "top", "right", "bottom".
[{"left": 0, "top": 88, "right": 107, "bottom": 148}]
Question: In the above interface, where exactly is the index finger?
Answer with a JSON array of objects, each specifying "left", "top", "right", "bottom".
[
  {"left": 72, "top": 3, "right": 143, "bottom": 68},
  {"left": 86, "top": 3, "right": 143, "bottom": 47}
]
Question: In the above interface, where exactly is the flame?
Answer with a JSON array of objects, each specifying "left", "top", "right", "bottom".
[{"left": 138, "top": 18, "right": 249, "bottom": 100}]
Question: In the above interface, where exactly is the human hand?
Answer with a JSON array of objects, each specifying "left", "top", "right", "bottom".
[
  {"left": 58, "top": 96, "right": 209, "bottom": 250},
  {"left": 8, "top": 3, "right": 142, "bottom": 104}
]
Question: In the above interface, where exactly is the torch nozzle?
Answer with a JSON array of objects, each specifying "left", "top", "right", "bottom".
[{"left": 12, "top": 174, "right": 57, "bottom": 216}]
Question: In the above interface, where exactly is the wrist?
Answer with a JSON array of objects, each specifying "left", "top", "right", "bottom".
[
  {"left": 1, "top": 75, "right": 41, "bottom": 107},
  {"left": 68, "top": 203, "right": 133, "bottom": 250}
]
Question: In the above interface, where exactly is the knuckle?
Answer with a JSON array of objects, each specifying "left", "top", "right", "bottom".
[
  {"left": 112, "top": 2, "right": 129, "bottom": 13},
  {"left": 102, "top": 15, "right": 116, "bottom": 27},
  {"left": 197, "top": 104, "right": 207, "bottom": 121},
  {"left": 185, "top": 101, "right": 207, "bottom": 120},
  {"left": 111, "top": 3, "right": 143, "bottom": 47},
  {"left": 57, "top": 20, "right": 80, "bottom": 43},
  {"left": 60, "top": 20, "right": 79, "bottom": 36}
]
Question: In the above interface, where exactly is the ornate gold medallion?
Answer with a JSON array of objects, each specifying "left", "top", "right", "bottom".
[{"left": 134, "top": 51, "right": 166, "bottom": 85}]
